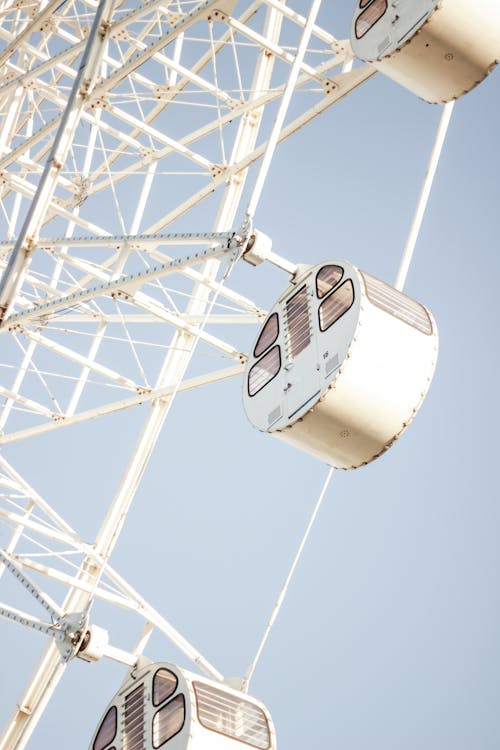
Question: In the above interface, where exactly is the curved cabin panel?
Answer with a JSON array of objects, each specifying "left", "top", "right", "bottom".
[
  {"left": 350, "top": 0, "right": 500, "bottom": 103},
  {"left": 242, "top": 261, "right": 438, "bottom": 469},
  {"left": 90, "top": 662, "right": 275, "bottom": 750}
]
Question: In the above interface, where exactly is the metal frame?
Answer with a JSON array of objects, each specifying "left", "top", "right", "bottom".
[
  {"left": 0, "top": 2, "right": 381, "bottom": 747},
  {"left": 0, "top": 0, "right": 464, "bottom": 746}
]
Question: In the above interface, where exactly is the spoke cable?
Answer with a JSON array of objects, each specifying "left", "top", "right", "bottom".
[
  {"left": 244, "top": 466, "right": 334, "bottom": 690},
  {"left": 395, "top": 101, "right": 454, "bottom": 291},
  {"left": 245, "top": 99, "right": 454, "bottom": 690}
]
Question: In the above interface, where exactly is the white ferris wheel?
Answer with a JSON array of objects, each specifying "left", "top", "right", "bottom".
[{"left": 0, "top": 1, "right": 499, "bottom": 748}]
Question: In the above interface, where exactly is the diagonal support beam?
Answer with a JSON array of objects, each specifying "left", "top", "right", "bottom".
[
  {"left": 0, "top": 363, "right": 245, "bottom": 444},
  {"left": 0, "top": 240, "right": 239, "bottom": 329},
  {"left": 0, "top": 0, "right": 119, "bottom": 321}
]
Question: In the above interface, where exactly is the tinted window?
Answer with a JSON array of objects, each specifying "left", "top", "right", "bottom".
[
  {"left": 93, "top": 706, "right": 117, "bottom": 750},
  {"left": 152, "top": 694, "right": 185, "bottom": 748},
  {"left": 248, "top": 346, "right": 281, "bottom": 397},
  {"left": 153, "top": 669, "right": 178, "bottom": 707},
  {"left": 319, "top": 279, "right": 354, "bottom": 331},
  {"left": 361, "top": 271, "right": 433, "bottom": 334},
  {"left": 254, "top": 313, "right": 279, "bottom": 357},
  {"left": 355, "top": 0, "right": 387, "bottom": 38},
  {"left": 316, "top": 265, "right": 343, "bottom": 299},
  {"left": 194, "top": 682, "right": 270, "bottom": 750}
]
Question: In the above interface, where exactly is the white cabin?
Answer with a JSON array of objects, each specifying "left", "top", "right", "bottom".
[
  {"left": 350, "top": 0, "right": 500, "bottom": 103},
  {"left": 242, "top": 261, "right": 438, "bottom": 469},
  {"left": 90, "top": 662, "right": 276, "bottom": 750}
]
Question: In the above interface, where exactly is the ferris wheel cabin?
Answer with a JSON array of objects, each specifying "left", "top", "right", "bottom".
[
  {"left": 90, "top": 662, "right": 275, "bottom": 750},
  {"left": 350, "top": 0, "right": 500, "bottom": 103},
  {"left": 242, "top": 261, "right": 438, "bottom": 469}
]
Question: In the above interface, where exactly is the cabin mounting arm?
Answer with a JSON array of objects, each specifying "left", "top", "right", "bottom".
[{"left": 0, "top": 550, "right": 136, "bottom": 665}]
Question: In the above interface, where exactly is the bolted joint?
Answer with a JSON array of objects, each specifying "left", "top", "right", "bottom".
[
  {"left": 54, "top": 611, "right": 88, "bottom": 661},
  {"left": 99, "top": 19, "right": 111, "bottom": 36},
  {"left": 24, "top": 236, "right": 36, "bottom": 255},
  {"left": 323, "top": 79, "right": 337, "bottom": 96},
  {"left": 208, "top": 9, "right": 227, "bottom": 21}
]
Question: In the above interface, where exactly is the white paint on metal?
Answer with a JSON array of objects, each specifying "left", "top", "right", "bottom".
[{"left": 351, "top": 0, "right": 500, "bottom": 103}]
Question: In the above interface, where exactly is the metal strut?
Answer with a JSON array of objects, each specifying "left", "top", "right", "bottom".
[
  {"left": 0, "top": 225, "right": 251, "bottom": 330},
  {"left": 0, "top": 550, "right": 87, "bottom": 661}
]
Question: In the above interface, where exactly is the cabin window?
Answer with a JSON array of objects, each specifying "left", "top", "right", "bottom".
[
  {"left": 152, "top": 694, "right": 185, "bottom": 748},
  {"left": 318, "top": 279, "right": 355, "bottom": 331},
  {"left": 93, "top": 706, "right": 117, "bottom": 750},
  {"left": 355, "top": 0, "right": 387, "bottom": 38},
  {"left": 123, "top": 683, "right": 145, "bottom": 750},
  {"left": 316, "top": 265, "right": 343, "bottom": 299},
  {"left": 248, "top": 346, "right": 281, "bottom": 396},
  {"left": 193, "top": 682, "right": 271, "bottom": 750},
  {"left": 361, "top": 271, "right": 433, "bottom": 334},
  {"left": 286, "top": 285, "right": 311, "bottom": 359},
  {"left": 254, "top": 313, "right": 279, "bottom": 358},
  {"left": 153, "top": 669, "right": 178, "bottom": 707}
]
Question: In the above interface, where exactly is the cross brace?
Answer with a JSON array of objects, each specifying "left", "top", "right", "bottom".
[{"left": 0, "top": 550, "right": 87, "bottom": 661}]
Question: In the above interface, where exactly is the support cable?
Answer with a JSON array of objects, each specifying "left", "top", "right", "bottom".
[
  {"left": 243, "top": 466, "right": 334, "bottom": 690},
  {"left": 244, "top": 97, "right": 455, "bottom": 692},
  {"left": 395, "top": 101, "right": 454, "bottom": 291},
  {"left": 245, "top": 0, "right": 322, "bottom": 221}
]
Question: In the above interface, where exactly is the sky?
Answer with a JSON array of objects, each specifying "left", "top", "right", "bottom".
[{"left": 1, "top": 2, "right": 500, "bottom": 749}]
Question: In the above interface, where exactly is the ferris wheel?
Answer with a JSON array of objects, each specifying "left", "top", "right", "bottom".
[{"left": 0, "top": 1, "right": 499, "bottom": 748}]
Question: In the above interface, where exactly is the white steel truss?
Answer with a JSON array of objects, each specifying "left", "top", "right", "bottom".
[
  {"left": 0, "top": 0, "right": 374, "bottom": 445},
  {"left": 0, "top": 2, "right": 382, "bottom": 747}
]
